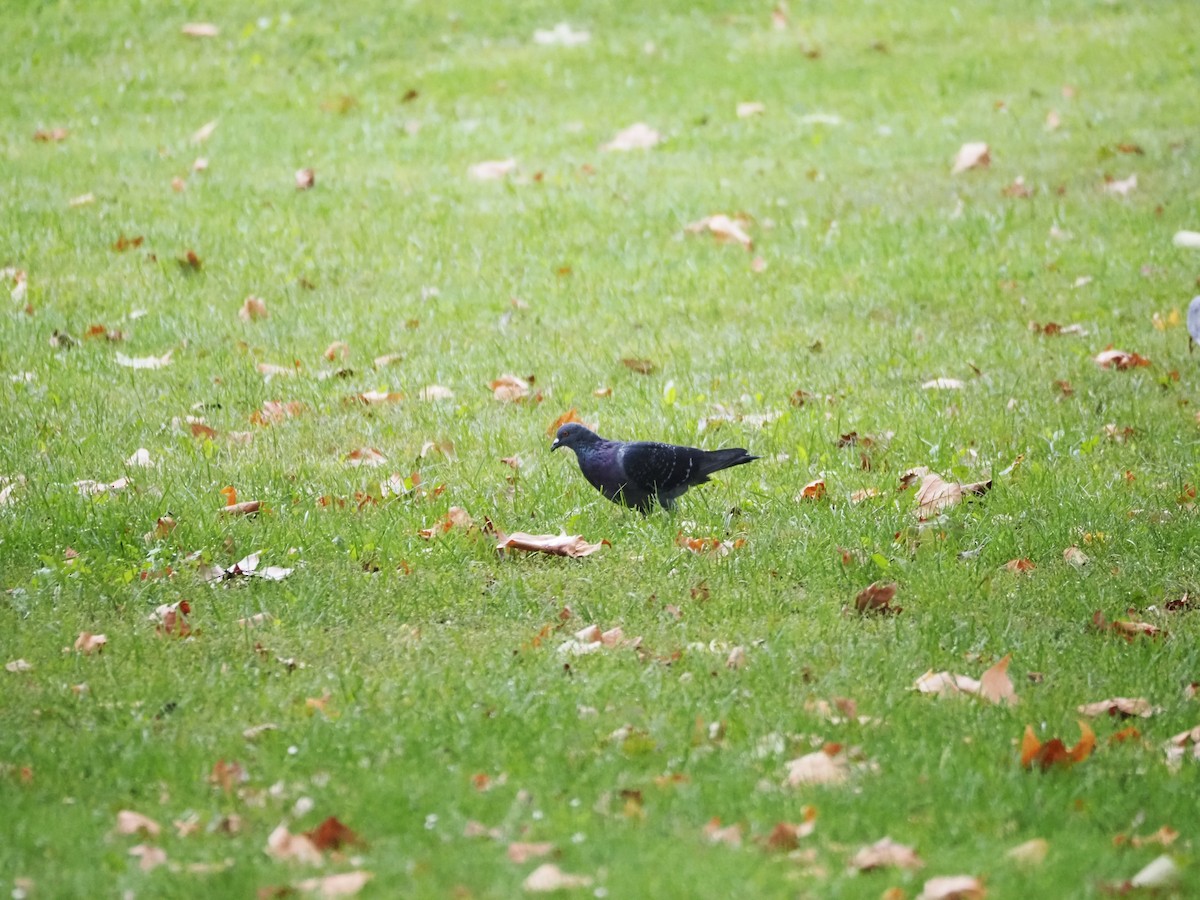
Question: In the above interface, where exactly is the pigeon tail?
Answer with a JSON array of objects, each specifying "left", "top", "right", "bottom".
[{"left": 695, "top": 448, "right": 758, "bottom": 480}]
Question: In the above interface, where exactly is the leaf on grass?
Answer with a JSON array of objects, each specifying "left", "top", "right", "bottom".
[
  {"left": 5, "top": 659, "right": 32, "bottom": 673},
  {"left": 418, "top": 385, "right": 454, "bottom": 401},
  {"left": 243, "top": 722, "right": 278, "bottom": 740},
  {"left": 547, "top": 408, "right": 583, "bottom": 436},
  {"left": 219, "top": 500, "right": 262, "bottom": 517},
  {"left": 115, "top": 810, "right": 162, "bottom": 837},
  {"left": 129, "top": 844, "right": 168, "bottom": 872},
  {"left": 762, "top": 810, "right": 817, "bottom": 851},
  {"left": 252, "top": 400, "right": 307, "bottom": 425},
  {"left": 304, "top": 816, "right": 363, "bottom": 851},
  {"left": 1003, "top": 558, "right": 1036, "bottom": 573},
  {"left": 798, "top": 478, "right": 826, "bottom": 501},
  {"left": 345, "top": 448, "right": 387, "bottom": 468},
  {"left": 908, "top": 468, "right": 992, "bottom": 516},
  {"left": 978, "top": 654, "right": 1017, "bottom": 705},
  {"left": 74, "top": 632, "right": 107, "bottom": 654},
  {"left": 952, "top": 142, "right": 990, "bottom": 174},
  {"left": 1116, "top": 826, "right": 1180, "bottom": 849},
  {"left": 855, "top": 581, "right": 900, "bottom": 615},
  {"left": 496, "top": 531, "right": 606, "bottom": 558},
  {"left": 151, "top": 600, "right": 193, "bottom": 638},
  {"left": 85, "top": 324, "right": 125, "bottom": 342},
  {"left": 702, "top": 817, "right": 743, "bottom": 847},
  {"left": 851, "top": 837, "right": 924, "bottom": 871},
  {"left": 507, "top": 842, "right": 556, "bottom": 864},
  {"left": 116, "top": 351, "right": 172, "bottom": 369},
  {"left": 294, "top": 871, "right": 374, "bottom": 898},
  {"left": 1091, "top": 611, "right": 1163, "bottom": 641},
  {"left": 490, "top": 374, "right": 530, "bottom": 402},
  {"left": 34, "top": 127, "right": 69, "bottom": 143},
  {"left": 784, "top": 745, "right": 850, "bottom": 787},
  {"left": 1093, "top": 348, "right": 1151, "bottom": 370},
  {"left": 1077, "top": 697, "right": 1155, "bottom": 719},
  {"left": 676, "top": 533, "right": 745, "bottom": 557},
  {"left": 916, "top": 656, "right": 1015, "bottom": 706},
  {"left": 239, "top": 296, "right": 268, "bottom": 321},
  {"left": 295, "top": 168, "right": 315, "bottom": 190},
  {"left": 523, "top": 863, "right": 593, "bottom": 892},
  {"left": 1029, "top": 321, "right": 1087, "bottom": 336},
  {"left": 917, "top": 875, "right": 986, "bottom": 900},
  {"left": 266, "top": 823, "right": 323, "bottom": 864},
  {"left": 125, "top": 448, "right": 153, "bottom": 467},
  {"left": 533, "top": 23, "right": 590, "bottom": 46},
  {"left": 182, "top": 22, "right": 219, "bottom": 37},
  {"left": 1005, "top": 838, "right": 1048, "bottom": 867},
  {"left": 685, "top": 214, "right": 753, "bottom": 249},
  {"left": 922, "top": 377, "right": 965, "bottom": 390},
  {"left": 601, "top": 123, "right": 662, "bottom": 151},
  {"left": 74, "top": 476, "right": 129, "bottom": 495},
  {"left": 468, "top": 159, "right": 517, "bottom": 181},
  {"left": 1020, "top": 720, "right": 1095, "bottom": 770},
  {"left": 374, "top": 353, "right": 403, "bottom": 368},
  {"left": 418, "top": 506, "right": 475, "bottom": 539},
  {"left": 621, "top": 357, "right": 657, "bottom": 375},
  {"left": 353, "top": 390, "right": 403, "bottom": 405},
  {"left": 257, "top": 362, "right": 296, "bottom": 378},
  {"left": 1103, "top": 174, "right": 1137, "bottom": 196},
  {"left": 737, "top": 101, "right": 766, "bottom": 118},
  {"left": 850, "top": 487, "right": 881, "bottom": 503}
]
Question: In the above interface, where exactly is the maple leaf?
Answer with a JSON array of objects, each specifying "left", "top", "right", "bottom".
[
  {"left": 1093, "top": 348, "right": 1151, "bottom": 369},
  {"left": 1091, "top": 610, "right": 1163, "bottom": 641},
  {"left": 239, "top": 296, "right": 268, "bottom": 321},
  {"left": 489, "top": 374, "right": 530, "bottom": 402},
  {"left": 701, "top": 817, "right": 743, "bottom": 847},
  {"left": 851, "top": 837, "right": 924, "bottom": 871},
  {"left": 418, "top": 506, "right": 475, "bottom": 539},
  {"left": 352, "top": 390, "right": 403, "bottom": 405},
  {"left": 621, "top": 357, "right": 657, "bottom": 375},
  {"left": 345, "top": 448, "right": 387, "bottom": 468},
  {"left": 798, "top": 478, "right": 826, "bottom": 501},
  {"left": 1077, "top": 697, "right": 1156, "bottom": 718},
  {"left": 676, "top": 533, "right": 745, "bottom": 557},
  {"left": 252, "top": 400, "right": 307, "bottom": 425},
  {"left": 908, "top": 468, "right": 992, "bottom": 516},
  {"left": 855, "top": 581, "right": 900, "bottom": 615},
  {"left": 951, "top": 142, "right": 990, "bottom": 174},
  {"left": 304, "top": 816, "right": 363, "bottom": 851},
  {"left": 523, "top": 864, "right": 593, "bottom": 892},
  {"left": 784, "top": 745, "right": 849, "bottom": 787},
  {"left": 496, "top": 531, "right": 607, "bottom": 558},
  {"left": 916, "top": 655, "right": 1015, "bottom": 706},
  {"left": 266, "top": 823, "right": 323, "bottom": 864},
  {"left": 1003, "top": 558, "right": 1036, "bottom": 573},
  {"left": 74, "top": 632, "right": 107, "bottom": 654},
  {"left": 978, "top": 654, "right": 1017, "bottom": 705},
  {"left": 685, "top": 214, "right": 753, "bottom": 249},
  {"left": 762, "top": 810, "right": 817, "bottom": 851},
  {"left": 547, "top": 408, "right": 584, "bottom": 436},
  {"left": 1020, "top": 720, "right": 1095, "bottom": 770},
  {"left": 601, "top": 123, "right": 662, "bottom": 151}
]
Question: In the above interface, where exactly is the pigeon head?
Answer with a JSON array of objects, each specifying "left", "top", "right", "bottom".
[{"left": 551, "top": 422, "right": 599, "bottom": 452}]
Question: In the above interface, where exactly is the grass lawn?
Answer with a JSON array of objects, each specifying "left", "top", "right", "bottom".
[{"left": 3, "top": 0, "right": 1200, "bottom": 896}]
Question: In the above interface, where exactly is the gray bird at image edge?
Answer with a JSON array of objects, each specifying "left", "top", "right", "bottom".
[
  {"left": 1188, "top": 295, "right": 1200, "bottom": 353},
  {"left": 551, "top": 422, "right": 759, "bottom": 512}
]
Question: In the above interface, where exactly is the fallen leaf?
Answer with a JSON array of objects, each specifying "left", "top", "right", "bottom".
[
  {"left": 1092, "top": 610, "right": 1163, "bottom": 641},
  {"left": 266, "top": 823, "right": 323, "bottom": 864},
  {"left": 676, "top": 533, "right": 745, "bottom": 557},
  {"left": 1002, "top": 176, "right": 1032, "bottom": 198},
  {"left": 468, "top": 159, "right": 517, "bottom": 180},
  {"left": 257, "top": 362, "right": 296, "bottom": 378},
  {"left": 725, "top": 646, "right": 747, "bottom": 670},
  {"left": 74, "top": 476, "right": 129, "bottom": 496},
  {"left": 685, "top": 214, "right": 753, "bottom": 249},
  {"left": 784, "top": 746, "right": 849, "bottom": 787},
  {"left": 522, "top": 863, "right": 593, "bottom": 892},
  {"left": 1062, "top": 546, "right": 1089, "bottom": 567},
  {"left": 294, "top": 871, "right": 374, "bottom": 898},
  {"left": 1125, "top": 855, "right": 1181, "bottom": 890},
  {"left": 295, "top": 168, "right": 315, "bottom": 190},
  {"left": 798, "top": 478, "right": 826, "bottom": 501},
  {"left": 418, "top": 506, "right": 475, "bottom": 539},
  {"left": 219, "top": 500, "right": 262, "bottom": 517},
  {"left": 1093, "top": 348, "right": 1151, "bottom": 370},
  {"left": 116, "top": 351, "right": 172, "bottom": 369},
  {"left": 952, "top": 142, "right": 990, "bottom": 174},
  {"left": 74, "top": 632, "right": 107, "bottom": 655},
  {"left": 855, "top": 581, "right": 900, "bottom": 615},
  {"left": 547, "top": 408, "right": 583, "bottom": 436},
  {"left": 533, "top": 23, "right": 590, "bottom": 46},
  {"left": 490, "top": 374, "right": 530, "bottom": 402},
  {"left": 702, "top": 817, "right": 743, "bottom": 847},
  {"left": 621, "top": 357, "right": 657, "bottom": 375},
  {"left": 763, "top": 811, "right": 817, "bottom": 851},
  {"left": 353, "top": 390, "right": 403, "bottom": 405},
  {"left": 507, "top": 842, "right": 556, "bottom": 864},
  {"left": 1005, "top": 838, "right": 1048, "bottom": 867},
  {"left": 129, "top": 844, "right": 168, "bottom": 872},
  {"left": 496, "top": 531, "right": 606, "bottom": 558},
  {"left": 345, "top": 448, "right": 387, "bottom": 468},
  {"left": 922, "top": 377, "right": 965, "bottom": 390},
  {"left": 978, "top": 654, "right": 1017, "bottom": 706},
  {"left": 1020, "top": 720, "right": 1095, "bottom": 770},
  {"left": 1029, "top": 321, "right": 1088, "bottom": 336},
  {"left": 191, "top": 120, "right": 218, "bottom": 143},
  {"left": 1104, "top": 173, "right": 1137, "bottom": 196},
  {"left": 910, "top": 469, "right": 992, "bottom": 516},
  {"left": 239, "top": 296, "right": 269, "bottom": 321},
  {"left": 125, "top": 448, "right": 153, "bottom": 467},
  {"left": 917, "top": 875, "right": 986, "bottom": 900},
  {"left": 1077, "top": 697, "right": 1155, "bottom": 718},
  {"left": 601, "top": 123, "right": 662, "bottom": 152},
  {"left": 1172, "top": 230, "right": 1200, "bottom": 249},
  {"left": 243, "top": 722, "right": 278, "bottom": 740},
  {"left": 1003, "top": 558, "right": 1036, "bottom": 573},
  {"left": 418, "top": 385, "right": 454, "bottom": 401},
  {"left": 736, "top": 101, "right": 766, "bottom": 118},
  {"left": 373, "top": 353, "right": 403, "bottom": 367},
  {"left": 252, "top": 400, "right": 307, "bottom": 425},
  {"left": 304, "top": 816, "right": 362, "bottom": 851},
  {"left": 851, "top": 837, "right": 924, "bottom": 871},
  {"left": 34, "top": 127, "right": 69, "bottom": 142},
  {"left": 115, "top": 810, "right": 162, "bottom": 837},
  {"left": 182, "top": 22, "right": 219, "bottom": 37},
  {"left": 5, "top": 659, "right": 32, "bottom": 673}
]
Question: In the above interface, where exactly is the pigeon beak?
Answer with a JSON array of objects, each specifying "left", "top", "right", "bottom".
[{"left": 550, "top": 438, "right": 561, "bottom": 451}]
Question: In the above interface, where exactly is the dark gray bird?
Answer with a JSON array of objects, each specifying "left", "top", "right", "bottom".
[
  {"left": 550, "top": 422, "right": 759, "bottom": 512},
  {"left": 1188, "top": 295, "right": 1200, "bottom": 353}
]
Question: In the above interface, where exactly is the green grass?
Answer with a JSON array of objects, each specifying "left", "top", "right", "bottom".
[{"left": 3, "top": 0, "right": 1200, "bottom": 896}]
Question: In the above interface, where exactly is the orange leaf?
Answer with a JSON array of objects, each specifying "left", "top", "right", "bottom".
[
  {"left": 547, "top": 408, "right": 583, "bottom": 436},
  {"left": 304, "top": 816, "right": 363, "bottom": 851},
  {"left": 855, "top": 581, "right": 900, "bottom": 615},
  {"left": 799, "top": 478, "right": 826, "bottom": 501},
  {"left": 1021, "top": 720, "right": 1095, "bottom": 770}
]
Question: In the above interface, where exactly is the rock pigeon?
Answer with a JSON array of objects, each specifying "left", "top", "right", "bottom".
[
  {"left": 1189, "top": 295, "right": 1200, "bottom": 353},
  {"left": 550, "top": 422, "right": 759, "bottom": 512}
]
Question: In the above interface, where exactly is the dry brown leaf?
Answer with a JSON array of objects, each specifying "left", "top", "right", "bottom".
[
  {"left": 533, "top": 23, "right": 590, "bottom": 46},
  {"left": 5, "top": 659, "right": 32, "bottom": 673},
  {"left": 736, "top": 101, "right": 766, "bottom": 118},
  {"left": 547, "top": 408, "right": 583, "bottom": 436},
  {"left": 1077, "top": 697, "right": 1155, "bottom": 718},
  {"left": 304, "top": 816, "right": 362, "bottom": 851},
  {"left": 952, "top": 142, "right": 990, "bottom": 174},
  {"left": 129, "top": 844, "right": 168, "bottom": 872},
  {"left": 33, "top": 127, "right": 69, "bottom": 142},
  {"left": 266, "top": 823, "right": 323, "bottom": 864},
  {"left": 911, "top": 469, "right": 992, "bottom": 516},
  {"left": 702, "top": 817, "right": 743, "bottom": 847},
  {"left": 74, "top": 632, "right": 107, "bottom": 655},
  {"left": 851, "top": 836, "right": 924, "bottom": 871},
  {"left": 762, "top": 810, "right": 817, "bottom": 851},
  {"left": 725, "top": 646, "right": 747, "bottom": 670},
  {"left": 507, "top": 842, "right": 556, "bottom": 864},
  {"left": 1029, "top": 321, "right": 1088, "bottom": 336},
  {"left": 294, "top": 871, "right": 374, "bottom": 898},
  {"left": 1104, "top": 174, "right": 1138, "bottom": 196},
  {"left": 418, "top": 385, "right": 454, "bottom": 401},
  {"left": 418, "top": 506, "right": 475, "bottom": 539},
  {"left": 917, "top": 875, "right": 986, "bottom": 900},
  {"left": 1093, "top": 348, "right": 1151, "bottom": 370},
  {"left": 219, "top": 500, "right": 262, "bottom": 517},
  {"left": 257, "top": 362, "right": 296, "bottom": 378},
  {"left": 182, "top": 22, "right": 219, "bottom": 37},
  {"left": 922, "top": 377, "right": 965, "bottom": 390},
  {"left": 621, "top": 357, "right": 657, "bottom": 375},
  {"left": 601, "top": 123, "right": 662, "bottom": 152},
  {"left": 855, "top": 581, "right": 900, "bottom": 615},
  {"left": 345, "top": 448, "right": 387, "bottom": 468},
  {"left": 784, "top": 746, "right": 849, "bottom": 787},
  {"left": 676, "top": 533, "right": 745, "bottom": 557},
  {"left": 1005, "top": 838, "right": 1048, "bottom": 866},
  {"left": 1092, "top": 611, "right": 1163, "bottom": 641},
  {"left": 239, "top": 296, "right": 268, "bottom": 322},
  {"left": 978, "top": 654, "right": 1017, "bottom": 706},
  {"left": 468, "top": 159, "right": 517, "bottom": 180},
  {"left": 373, "top": 353, "right": 403, "bottom": 367},
  {"left": 593, "top": 386, "right": 613, "bottom": 398},
  {"left": 850, "top": 487, "right": 881, "bottom": 503},
  {"left": 1003, "top": 558, "right": 1036, "bottom": 573},
  {"left": 798, "top": 478, "right": 826, "bottom": 501},
  {"left": 354, "top": 390, "right": 403, "bottom": 405},
  {"left": 115, "top": 810, "right": 162, "bottom": 837},
  {"left": 116, "top": 351, "right": 172, "bottom": 370},
  {"left": 496, "top": 532, "right": 606, "bottom": 558},
  {"left": 295, "top": 168, "right": 315, "bottom": 190},
  {"left": 490, "top": 374, "right": 530, "bottom": 402},
  {"left": 1020, "top": 720, "right": 1095, "bottom": 770},
  {"left": 685, "top": 214, "right": 753, "bottom": 249},
  {"left": 242, "top": 722, "right": 278, "bottom": 740},
  {"left": 523, "top": 863, "right": 593, "bottom": 892}
]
